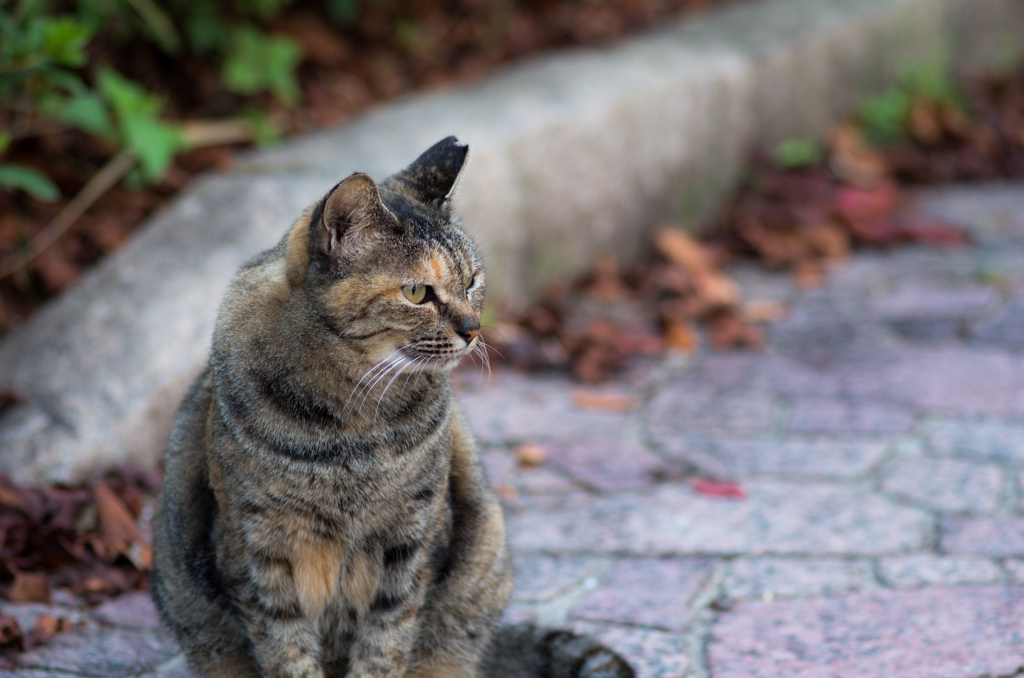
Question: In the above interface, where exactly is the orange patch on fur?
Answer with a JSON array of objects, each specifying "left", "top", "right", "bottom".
[
  {"left": 286, "top": 213, "right": 312, "bottom": 288},
  {"left": 406, "top": 657, "right": 476, "bottom": 678},
  {"left": 344, "top": 550, "right": 380, "bottom": 612},
  {"left": 292, "top": 537, "right": 341, "bottom": 618},
  {"left": 320, "top": 277, "right": 371, "bottom": 318},
  {"left": 429, "top": 255, "right": 444, "bottom": 281}
]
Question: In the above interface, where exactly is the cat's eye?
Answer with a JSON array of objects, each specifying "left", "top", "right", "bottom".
[
  {"left": 465, "top": 275, "right": 475, "bottom": 292},
  {"left": 403, "top": 284, "right": 427, "bottom": 304}
]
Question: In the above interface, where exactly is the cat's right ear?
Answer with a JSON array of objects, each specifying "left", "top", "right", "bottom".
[{"left": 319, "top": 173, "right": 396, "bottom": 256}]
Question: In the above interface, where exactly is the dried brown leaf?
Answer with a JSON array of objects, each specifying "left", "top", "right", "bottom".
[
  {"left": 742, "top": 299, "right": 788, "bottom": 324},
  {"left": 655, "top": 228, "right": 712, "bottom": 273},
  {"left": 495, "top": 484, "right": 519, "bottom": 501},
  {"left": 514, "top": 444, "right": 548, "bottom": 468},
  {"left": 571, "top": 389, "right": 637, "bottom": 411},
  {"left": 9, "top": 572, "right": 50, "bottom": 603},
  {"left": 830, "top": 123, "right": 890, "bottom": 188},
  {"left": 694, "top": 271, "right": 741, "bottom": 309},
  {"left": 664, "top": 319, "right": 698, "bottom": 352},
  {"left": 31, "top": 614, "right": 58, "bottom": 641},
  {"left": 94, "top": 482, "right": 141, "bottom": 563}
]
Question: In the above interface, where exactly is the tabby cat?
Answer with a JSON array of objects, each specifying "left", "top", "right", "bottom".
[{"left": 151, "top": 137, "right": 635, "bottom": 678}]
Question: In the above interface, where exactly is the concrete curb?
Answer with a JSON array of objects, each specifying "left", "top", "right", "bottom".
[{"left": 1, "top": 0, "right": 1022, "bottom": 482}]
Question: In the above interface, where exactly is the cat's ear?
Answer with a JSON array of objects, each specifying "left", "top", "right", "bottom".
[
  {"left": 392, "top": 136, "right": 469, "bottom": 205},
  {"left": 319, "top": 173, "right": 396, "bottom": 255}
]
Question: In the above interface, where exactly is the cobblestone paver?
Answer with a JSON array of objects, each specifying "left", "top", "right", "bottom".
[{"left": 4, "top": 183, "right": 1024, "bottom": 676}]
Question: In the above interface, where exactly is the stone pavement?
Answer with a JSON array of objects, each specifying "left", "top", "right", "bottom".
[{"left": 4, "top": 181, "right": 1024, "bottom": 676}]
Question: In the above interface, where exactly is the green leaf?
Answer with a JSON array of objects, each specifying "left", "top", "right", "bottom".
[
  {"left": 222, "top": 26, "right": 302, "bottom": 106},
  {"left": 899, "top": 47, "right": 960, "bottom": 107},
  {"left": 50, "top": 92, "right": 117, "bottom": 139},
  {"left": 773, "top": 137, "right": 824, "bottom": 169},
  {"left": 0, "top": 164, "right": 60, "bottom": 202},
  {"left": 38, "top": 68, "right": 91, "bottom": 96},
  {"left": 121, "top": 115, "right": 187, "bottom": 182},
  {"left": 0, "top": 133, "right": 10, "bottom": 155},
  {"left": 97, "top": 68, "right": 163, "bottom": 119},
  {"left": 41, "top": 17, "right": 94, "bottom": 67},
  {"left": 859, "top": 88, "right": 911, "bottom": 147}
]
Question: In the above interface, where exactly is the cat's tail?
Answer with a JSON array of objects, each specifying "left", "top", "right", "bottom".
[{"left": 479, "top": 623, "right": 635, "bottom": 678}]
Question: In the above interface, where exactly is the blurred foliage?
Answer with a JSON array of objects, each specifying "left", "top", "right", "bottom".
[
  {"left": 222, "top": 25, "right": 302, "bottom": 106},
  {"left": 0, "top": 133, "right": 59, "bottom": 201},
  {"left": 772, "top": 136, "right": 825, "bottom": 169},
  {"left": 859, "top": 49, "right": 966, "bottom": 147},
  {"left": 0, "top": 0, "right": 324, "bottom": 197}
]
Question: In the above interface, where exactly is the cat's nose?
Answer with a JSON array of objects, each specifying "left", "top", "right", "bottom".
[{"left": 456, "top": 320, "right": 480, "bottom": 344}]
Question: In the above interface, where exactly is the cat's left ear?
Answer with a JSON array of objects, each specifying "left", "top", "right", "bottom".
[
  {"left": 320, "top": 173, "right": 398, "bottom": 255},
  {"left": 393, "top": 136, "right": 469, "bottom": 205}
]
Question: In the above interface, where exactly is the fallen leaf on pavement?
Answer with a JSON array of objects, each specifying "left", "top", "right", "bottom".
[
  {"left": 691, "top": 478, "right": 747, "bottom": 499},
  {"left": 571, "top": 390, "right": 638, "bottom": 411},
  {"left": 495, "top": 484, "right": 519, "bottom": 501},
  {"left": 514, "top": 444, "right": 548, "bottom": 468},
  {"left": 9, "top": 572, "right": 50, "bottom": 603},
  {"left": 93, "top": 482, "right": 141, "bottom": 564},
  {"left": 655, "top": 228, "right": 713, "bottom": 273},
  {"left": 31, "top": 614, "right": 58, "bottom": 641},
  {"left": 664, "top": 319, "right": 698, "bottom": 352},
  {"left": 742, "top": 299, "right": 788, "bottom": 323}
]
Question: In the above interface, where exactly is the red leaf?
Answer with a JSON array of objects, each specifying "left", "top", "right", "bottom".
[
  {"left": 691, "top": 478, "right": 747, "bottom": 499},
  {"left": 834, "top": 183, "right": 899, "bottom": 223}
]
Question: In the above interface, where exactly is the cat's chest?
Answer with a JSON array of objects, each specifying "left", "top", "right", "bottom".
[{"left": 271, "top": 460, "right": 445, "bottom": 620}]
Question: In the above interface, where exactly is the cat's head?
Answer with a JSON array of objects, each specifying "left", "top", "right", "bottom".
[{"left": 289, "top": 136, "right": 484, "bottom": 374}]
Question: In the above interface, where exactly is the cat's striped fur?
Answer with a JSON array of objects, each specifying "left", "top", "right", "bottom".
[{"left": 151, "top": 137, "right": 635, "bottom": 678}]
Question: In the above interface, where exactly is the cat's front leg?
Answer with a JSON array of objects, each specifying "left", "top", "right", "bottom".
[
  {"left": 346, "top": 580, "right": 426, "bottom": 678},
  {"left": 234, "top": 550, "right": 327, "bottom": 678}
]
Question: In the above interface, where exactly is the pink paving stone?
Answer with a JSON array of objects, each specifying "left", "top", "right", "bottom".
[
  {"left": 942, "top": 517, "right": 1024, "bottom": 556},
  {"left": 543, "top": 442, "right": 675, "bottom": 493},
  {"left": 785, "top": 398, "right": 915, "bottom": 434},
  {"left": 708, "top": 586, "right": 1024, "bottom": 678},
  {"left": 647, "top": 386, "right": 781, "bottom": 435},
  {"left": 457, "top": 370, "right": 631, "bottom": 445},
  {"left": 571, "top": 558, "right": 713, "bottom": 630},
  {"left": 94, "top": 591, "right": 164, "bottom": 631},
  {"left": 755, "top": 357, "right": 844, "bottom": 398},
  {"left": 508, "top": 481, "right": 931, "bottom": 556},
  {"left": 479, "top": 447, "right": 579, "bottom": 496},
  {"left": 842, "top": 347, "right": 1024, "bottom": 417}
]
